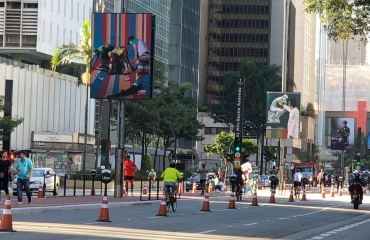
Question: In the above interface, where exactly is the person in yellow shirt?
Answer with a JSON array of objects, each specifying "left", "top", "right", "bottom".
[{"left": 161, "top": 162, "right": 182, "bottom": 200}]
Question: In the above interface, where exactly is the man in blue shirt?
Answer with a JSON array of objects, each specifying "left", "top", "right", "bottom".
[{"left": 16, "top": 151, "right": 33, "bottom": 204}]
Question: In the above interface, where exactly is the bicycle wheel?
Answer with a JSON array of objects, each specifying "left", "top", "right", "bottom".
[
  {"left": 166, "top": 194, "right": 170, "bottom": 212},
  {"left": 171, "top": 196, "right": 177, "bottom": 212}
]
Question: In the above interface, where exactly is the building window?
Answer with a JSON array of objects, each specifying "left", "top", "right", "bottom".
[{"left": 204, "top": 127, "right": 230, "bottom": 134}]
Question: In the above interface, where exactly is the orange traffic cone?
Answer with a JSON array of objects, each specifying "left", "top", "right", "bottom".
[
  {"left": 259, "top": 182, "right": 263, "bottom": 190},
  {"left": 96, "top": 196, "right": 111, "bottom": 222},
  {"left": 322, "top": 186, "right": 326, "bottom": 198},
  {"left": 192, "top": 182, "right": 197, "bottom": 193},
  {"left": 179, "top": 184, "right": 183, "bottom": 194},
  {"left": 208, "top": 182, "right": 213, "bottom": 193},
  {"left": 224, "top": 184, "right": 227, "bottom": 192},
  {"left": 251, "top": 189, "right": 259, "bottom": 206},
  {"left": 268, "top": 189, "right": 276, "bottom": 203},
  {"left": 339, "top": 186, "right": 343, "bottom": 196},
  {"left": 227, "top": 192, "right": 236, "bottom": 209},
  {"left": 331, "top": 185, "right": 335, "bottom": 197},
  {"left": 0, "top": 195, "right": 15, "bottom": 232},
  {"left": 288, "top": 187, "right": 294, "bottom": 202},
  {"left": 122, "top": 185, "right": 127, "bottom": 196},
  {"left": 37, "top": 184, "right": 44, "bottom": 198},
  {"left": 156, "top": 192, "right": 168, "bottom": 217},
  {"left": 200, "top": 192, "right": 211, "bottom": 211},
  {"left": 90, "top": 186, "right": 96, "bottom": 196},
  {"left": 301, "top": 189, "right": 307, "bottom": 201},
  {"left": 143, "top": 183, "right": 148, "bottom": 195}
]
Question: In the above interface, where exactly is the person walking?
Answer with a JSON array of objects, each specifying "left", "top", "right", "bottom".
[
  {"left": 16, "top": 150, "right": 33, "bottom": 204},
  {"left": 0, "top": 151, "right": 11, "bottom": 201}
]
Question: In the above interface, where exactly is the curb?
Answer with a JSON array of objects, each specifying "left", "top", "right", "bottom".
[{"left": 10, "top": 200, "right": 157, "bottom": 215}]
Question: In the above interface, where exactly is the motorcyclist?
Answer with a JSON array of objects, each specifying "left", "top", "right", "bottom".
[
  {"left": 230, "top": 168, "right": 244, "bottom": 194},
  {"left": 349, "top": 173, "right": 366, "bottom": 204}
]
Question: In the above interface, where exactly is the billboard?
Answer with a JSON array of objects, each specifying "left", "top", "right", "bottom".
[
  {"left": 368, "top": 132, "right": 370, "bottom": 149},
  {"left": 266, "top": 92, "right": 301, "bottom": 139},
  {"left": 330, "top": 118, "right": 355, "bottom": 150},
  {"left": 90, "top": 13, "right": 154, "bottom": 99}
]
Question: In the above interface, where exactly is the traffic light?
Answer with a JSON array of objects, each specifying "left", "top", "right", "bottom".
[
  {"left": 234, "top": 137, "right": 241, "bottom": 152},
  {"left": 356, "top": 155, "right": 361, "bottom": 165}
]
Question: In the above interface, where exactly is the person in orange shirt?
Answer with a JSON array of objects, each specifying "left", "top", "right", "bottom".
[{"left": 124, "top": 155, "right": 137, "bottom": 196}]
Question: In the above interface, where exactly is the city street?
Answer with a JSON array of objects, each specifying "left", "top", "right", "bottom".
[{"left": 0, "top": 189, "right": 370, "bottom": 240}]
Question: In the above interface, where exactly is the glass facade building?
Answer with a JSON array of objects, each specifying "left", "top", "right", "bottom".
[
  {"left": 93, "top": 0, "right": 116, "bottom": 13},
  {"left": 206, "top": 0, "right": 271, "bottom": 104}
]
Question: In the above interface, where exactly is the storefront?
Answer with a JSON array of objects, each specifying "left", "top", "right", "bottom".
[{"left": 29, "top": 131, "right": 95, "bottom": 175}]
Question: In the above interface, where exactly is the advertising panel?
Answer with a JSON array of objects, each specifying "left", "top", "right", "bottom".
[
  {"left": 266, "top": 92, "right": 301, "bottom": 139},
  {"left": 330, "top": 118, "right": 355, "bottom": 150},
  {"left": 90, "top": 13, "right": 154, "bottom": 99}
]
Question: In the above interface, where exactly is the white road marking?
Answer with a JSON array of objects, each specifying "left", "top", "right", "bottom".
[
  {"left": 243, "top": 223, "right": 257, "bottom": 226},
  {"left": 148, "top": 216, "right": 162, "bottom": 219},
  {"left": 279, "top": 217, "right": 288, "bottom": 220},
  {"left": 198, "top": 230, "right": 217, "bottom": 234}
]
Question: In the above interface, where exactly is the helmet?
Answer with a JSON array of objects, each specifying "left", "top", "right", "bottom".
[
  {"left": 169, "top": 162, "right": 176, "bottom": 168},
  {"left": 342, "top": 120, "right": 347, "bottom": 125}
]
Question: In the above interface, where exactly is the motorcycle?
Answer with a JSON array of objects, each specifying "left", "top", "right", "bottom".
[{"left": 350, "top": 183, "right": 362, "bottom": 210}]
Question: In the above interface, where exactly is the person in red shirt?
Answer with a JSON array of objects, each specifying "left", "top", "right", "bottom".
[{"left": 124, "top": 155, "right": 137, "bottom": 196}]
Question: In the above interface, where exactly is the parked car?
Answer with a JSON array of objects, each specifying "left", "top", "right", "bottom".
[
  {"left": 185, "top": 173, "right": 219, "bottom": 192},
  {"left": 12, "top": 168, "right": 60, "bottom": 196}
]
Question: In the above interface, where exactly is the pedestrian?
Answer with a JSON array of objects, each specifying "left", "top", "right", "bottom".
[
  {"left": 0, "top": 151, "right": 12, "bottom": 200},
  {"left": 197, "top": 162, "right": 209, "bottom": 196},
  {"left": 148, "top": 169, "right": 156, "bottom": 189},
  {"left": 123, "top": 155, "right": 137, "bottom": 196},
  {"left": 16, "top": 150, "right": 33, "bottom": 204},
  {"left": 241, "top": 158, "right": 253, "bottom": 180},
  {"left": 269, "top": 166, "right": 278, "bottom": 190}
]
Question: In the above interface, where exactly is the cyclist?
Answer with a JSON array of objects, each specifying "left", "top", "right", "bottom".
[
  {"left": 230, "top": 168, "right": 244, "bottom": 194},
  {"left": 160, "top": 162, "right": 182, "bottom": 201},
  {"left": 269, "top": 166, "right": 278, "bottom": 190},
  {"left": 293, "top": 169, "right": 303, "bottom": 197}
]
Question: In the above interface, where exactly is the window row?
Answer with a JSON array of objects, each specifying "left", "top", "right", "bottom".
[
  {"left": 211, "top": 4, "right": 270, "bottom": 14},
  {"left": 210, "top": 48, "right": 269, "bottom": 58},
  {"left": 210, "top": 33, "right": 268, "bottom": 43},
  {"left": 213, "top": 19, "right": 269, "bottom": 29}
]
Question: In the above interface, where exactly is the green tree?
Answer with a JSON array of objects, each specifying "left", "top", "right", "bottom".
[
  {"left": 304, "top": 0, "right": 370, "bottom": 43},
  {"left": 51, "top": 20, "right": 92, "bottom": 175},
  {"left": 301, "top": 102, "right": 317, "bottom": 118},
  {"left": 204, "top": 131, "right": 258, "bottom": 175},
  {"left": 0, "top": 96, "right": 24, "bottom": 143},
  {"left": 145, "top": 153, "right": 153, "bottom": 171}
]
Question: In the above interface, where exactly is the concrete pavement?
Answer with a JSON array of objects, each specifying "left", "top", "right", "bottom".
[{"left": 0, "top": 191, "right": 370, "bottom": 239}]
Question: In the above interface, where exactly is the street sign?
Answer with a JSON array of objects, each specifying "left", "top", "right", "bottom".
[
  {"left": 234, "top": 159, "right": 241, "bottom": 169},
  {"left": 101, "top": 169, "right": 112, "bottom": 184},
  {"left": 234, "top": 152, "right": 241, "bottom": 158}
]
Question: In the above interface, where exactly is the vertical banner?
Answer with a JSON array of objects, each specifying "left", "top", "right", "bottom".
[
  {"left": 90, "top": 13, "right": 154, "bottom": 99},
  {"left": 266, "top": 92, "right": 301, "bottom": 139},
  {"left": 234, "top": 78, "right": 245, "bottom": 169}
]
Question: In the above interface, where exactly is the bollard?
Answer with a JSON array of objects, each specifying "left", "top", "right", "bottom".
[
  {"left": 53, "top": 174, "right": 57, "bottom": 197},
  {"left": 43, "top": 174, "right": 46, "bottom": 197},
  {"left": 83, "top": 174, "right": 86, "bottom": 196},
  {"left": 156, "top": 177, "right": 160, "bottom": 200},
  {"left": 64, "top": 174, "right": 67, "bottom": 197},
  {"left": 73, "top": 174, "right": 77, "bottom": 197}
]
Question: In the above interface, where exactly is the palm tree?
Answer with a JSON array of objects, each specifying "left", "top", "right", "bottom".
[{"left": 51, "top": 20, "right": 92, "bottom": 176}]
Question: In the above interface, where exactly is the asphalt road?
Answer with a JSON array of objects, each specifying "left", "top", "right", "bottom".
[{"left": 1, "top": 194, "right": 370, "bottom": 240}]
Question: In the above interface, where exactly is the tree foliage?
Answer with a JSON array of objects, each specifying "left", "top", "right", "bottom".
[
  {"left": 0, "top": 96, "right": 24, "bottom": 141},
  {"left": 304, "top": 0, "right": 370, "bottom": 43},
  {"left": 301, "top": 102, "right": 317, "bottom": 118},
  {"left": 207, "top": 59, "right": 282, "bottom": 133}
]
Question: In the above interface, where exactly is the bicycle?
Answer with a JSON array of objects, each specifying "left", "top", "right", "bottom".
[
  {"left": 294, "top": 182, "right": 301, "bottom": 199},
  {"left": 234, "top": 182, "right": 243, "bottom": 202},
  {"left": 165, "top": 186, "right": 177, "bottom": 212}
]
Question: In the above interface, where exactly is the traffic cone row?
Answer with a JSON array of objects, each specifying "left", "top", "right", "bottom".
[
  {"left": 251, "top": 189, "right": 259, "bottom": 206},
  {"left": 268, "top": 189, "right": 276, "bottom": 203},
  {"left": 0, "top": 195, "right": 15, "bottom": 232},
  {"left": 156, "top": 192, "right": 168, "bottom": 217},
  {"left": 143, "top": 183, "right": 148, "bottom": 195},
  {"left": 96, "top": 196, "right": 111, "bottom": 222},
  {"left": 192, "top": 182, "right": 197, "bottom": 193},
  {"left": 37, "top": 184, "right": 43, "bottom": 198},
  {"left": 200, "top": 192, "right": 211, "bottom": 211},
  {"left": 339, "top": 186, "right": 343, "bottom": 196},
  {"left": 288, "top": 187, "right": 294, "bottom": 202},
  {"left": 331, "top": 186, "right": 335, "bottom": 197},
  {"left": 322, "top": 186, "right": 326, "bottom": 198},
  {"left": 227, "top": 192, "right": 236, "bottom": 209}
]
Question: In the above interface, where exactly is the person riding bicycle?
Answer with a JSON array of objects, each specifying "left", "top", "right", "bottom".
[
  {"left": 160, "top": 162, "right": 182, "bottom": 201},
  {"left": 293, "top": 169, "right": 303, "bottom": 189},
  {"left": 349, "top": 172, "right": 366, "bottom": 204},
  {"left": 230, "top": 168, "right": 244, "bottom": 194}
]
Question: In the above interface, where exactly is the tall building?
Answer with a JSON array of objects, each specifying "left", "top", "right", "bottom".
[
  {"left": 328, "top": 38, "right": 367, "bottom": 65},
  {"left": 126, "top": 0, "right": 171, "bottom": 64},
  {"left": 93, "top": 0, "right": 124, "bottom": 13},
  {"left": 0, "top": 0, "right": 93, "bottom": 67},
  {"left": 287, "top": 0, "right": 316, "bottom": 107},
  {"left": 168, "top": 0, "right": 200, "bottom": 100}
]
